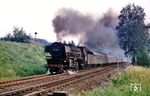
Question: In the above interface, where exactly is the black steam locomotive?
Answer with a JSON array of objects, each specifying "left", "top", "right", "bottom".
[{"left": 44, "top": 42, "right": 126, "bottom": 73}]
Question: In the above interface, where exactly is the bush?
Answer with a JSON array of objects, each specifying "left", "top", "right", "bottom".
[{"left": 137, "top": 49, "right": 150, "bottom": 67}]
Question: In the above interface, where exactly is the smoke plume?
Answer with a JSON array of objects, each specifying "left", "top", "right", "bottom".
[{"left": 52, "top": 8, "right": 124, "bottom": 56}]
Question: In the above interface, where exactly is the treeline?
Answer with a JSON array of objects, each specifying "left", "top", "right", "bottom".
[{"left": 0, "top": 26, "right": 49, "bottom": 46}]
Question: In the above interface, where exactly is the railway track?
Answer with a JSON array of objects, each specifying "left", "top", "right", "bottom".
[
  {"left": 0, "top": 73, "right": 48, "bottom": 84},
  {"left": 0, "top": 73, "right": 68, "bottom": 93},
  {"left": 0, "top": 67, "right": 100, "bottom": 90},
  {"left": 26, "top": 65, "right": 117, "bottom": 96},
  {"left": 0, "top": 64, "right": 118, "bottom": 96},
  {"left": 0, "top": 68, "right": 93, "bottom": 90}
]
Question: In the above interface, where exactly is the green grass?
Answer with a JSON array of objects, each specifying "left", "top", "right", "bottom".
[
  {"left": 81, "top": 66, "right": 150, "bottom": 96},
  {"left": 0, "top": 40, "right": 46, "bottom": 80}
]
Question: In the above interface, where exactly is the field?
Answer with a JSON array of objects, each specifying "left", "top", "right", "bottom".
[
  {"left": 81, "top": 66, "right": 150, "bottom": 96},
  {"left": 0, "top": 41, "right": 46, "bottom": 80}
]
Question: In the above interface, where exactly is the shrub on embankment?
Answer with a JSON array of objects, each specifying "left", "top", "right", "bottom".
[
  {"left": 82, "top": 66, "right": 150, "bottom": 96},
  {"left": 137, "top": 49, "right": 150, "bottom": 67},
  {"left": 0, "top": 41, "right": 46, "bottom": 80}
]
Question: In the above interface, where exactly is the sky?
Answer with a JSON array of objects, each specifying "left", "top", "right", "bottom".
[{"left": 0, "top": 0, "right": 150, "bottom": 43}]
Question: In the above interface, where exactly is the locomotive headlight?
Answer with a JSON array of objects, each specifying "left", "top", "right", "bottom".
[{"left": 64, "top": 60, "right": 66, "bottom": 62}]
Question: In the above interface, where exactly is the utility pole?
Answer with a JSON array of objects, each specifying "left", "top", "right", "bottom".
[
  {"left": 117, "top": 58, "right": 119, "bottom": 73},
  {"left": 34, "top": 32, "right": 37, "bottom": 42}
]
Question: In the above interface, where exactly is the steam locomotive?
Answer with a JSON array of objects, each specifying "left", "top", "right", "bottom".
[{"left": 44, "top": 42, "right": 126, "bottom": 73}]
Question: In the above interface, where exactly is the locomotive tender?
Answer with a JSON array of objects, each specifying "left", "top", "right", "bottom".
[{"left": 44, "top": 42, "right": 126, "bottom": 73}]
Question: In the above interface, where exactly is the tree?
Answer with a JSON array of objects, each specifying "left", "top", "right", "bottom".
[
  {"left": 1, "top": 26, "right": 32, "bottom": 43},
  {"left": 12, "top": 27, "right": 31, "bottom": 43},
  {"left": 1, "top": 33, "right": 12, "bottom": 41},
  {"left": 116, "top": 4, "right": 149, "bottom": 64}
]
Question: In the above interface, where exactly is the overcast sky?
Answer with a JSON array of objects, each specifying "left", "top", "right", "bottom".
[{"left": 0, "top": 0, "right": 150, "bottom": 42}]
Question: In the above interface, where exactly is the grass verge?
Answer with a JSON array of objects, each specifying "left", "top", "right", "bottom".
[
  {"left": 81, "top": 66, "right": 150, "bottom": 96},
  {"left": 0, "top": 41, "right": 46, "bottom": 80}
]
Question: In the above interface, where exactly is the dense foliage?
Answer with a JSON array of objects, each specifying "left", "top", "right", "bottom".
[{"left": 116, "top": 4, "right": 149, "bottom": 64}]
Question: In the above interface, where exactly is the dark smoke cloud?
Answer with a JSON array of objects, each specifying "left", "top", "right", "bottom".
[
  {"left": 52, "top": 8, "right": 124, "bottom": 56},
  {"left": 53, "top": 8, "right": 95, "bottom": 41},
  {"left": 85, "top": 10, "right": 119, "bottom": 50}
]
